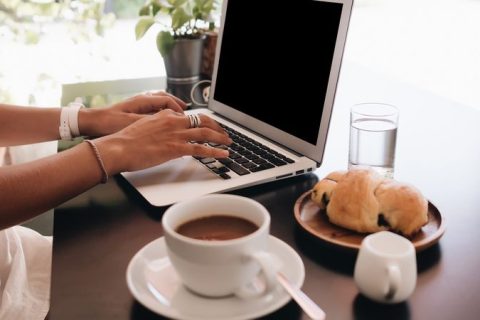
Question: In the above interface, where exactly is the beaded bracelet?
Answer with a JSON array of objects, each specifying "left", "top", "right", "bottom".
[{"left": 85, "top": 140, "right": 108, "bottom": 184}]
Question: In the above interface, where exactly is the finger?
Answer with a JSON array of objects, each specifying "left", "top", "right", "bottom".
[
  {"left": 181, "top": 128, "right": 233, "bottom": 146},
  {"left": 182, "top": 143, "right": 230, "bottom": 159},
  {"left": 185, "top": 114, "right": 228, "bottom": 136},
  {"left": 141, "top": 95, "right": 185, "bottom": 114},
  {"left": 149, "top": 91, "right": 187, "bottom": 110},
  {"left": 152, "top": 96, "right": 185, "bottom": 113},
  {"left": 198, "top": 114, "right": 226, "bottom": 134}
]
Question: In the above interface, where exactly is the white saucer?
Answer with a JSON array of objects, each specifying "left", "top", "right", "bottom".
[{"left": 126, "top": 235, "right": 305, "bottom": 320}]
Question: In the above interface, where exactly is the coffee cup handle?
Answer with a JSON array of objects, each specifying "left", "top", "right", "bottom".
[
  {"left": 385, "top": 264, "right": 401, "bottom": 300},
  {"left": 234, "top": 251, "right": 280, "bottom": 299}
]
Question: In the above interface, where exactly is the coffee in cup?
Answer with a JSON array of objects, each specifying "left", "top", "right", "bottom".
[
  {"left": 162, "top": 194, "right": 280, "bottom": 298},
  {"left": 176, "top": 215, "right": 258, "bottom": 241}
]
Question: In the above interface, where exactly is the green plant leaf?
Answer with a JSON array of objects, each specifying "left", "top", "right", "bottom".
[
  {"left": 193, "top": 0, "right": 214, "bottom": 20},
  {"left": 151, "top": 1, "right": 162, "bottom": 16},
  {"left": 158, "top": 0, "right": 173, "bottom": 7},
  {"left": 135, "top": 16, "right": 155, "bottom": 40},
  {"left": 171, "top": 7, "right": 191, "bottom": 31},
  {"left": 156, "top": 31, "right": 174, "bottom": 56},
  {"left": 174, "top": 0, "right": 189, "bottom": 7},
  {"left": 138, "top": 4, "right": 150, "bottom": 16}
]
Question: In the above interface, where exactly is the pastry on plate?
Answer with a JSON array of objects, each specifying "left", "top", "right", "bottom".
[{"left": 311, "top": 169, "right": 428, "bottom": 237}]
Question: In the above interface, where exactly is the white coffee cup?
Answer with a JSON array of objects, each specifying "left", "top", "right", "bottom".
[
  {"left": 162, "top": 194, "right": 280, "bottom": 298},
  {"left": 354, "top": 231, "right": 417, "bottom": 303}
]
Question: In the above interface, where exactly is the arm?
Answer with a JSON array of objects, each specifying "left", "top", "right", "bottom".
[
  {"left": 0, "top": 142, "right": 107, "bottom": 228},
  {"left": 0, "top": 92, "right": 186, "bottom": 146},
  {"left": 0, "top": 109, "right": 231, "bottom": 230},
  {"left": 0, "top": 104, "right": 61, "bottom": 146}
]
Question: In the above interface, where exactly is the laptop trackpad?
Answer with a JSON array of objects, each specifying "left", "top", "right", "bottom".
[
  {"left": 121, "top": 157, "right": 222, "bottom": 207},
  {"left": 124, "top": 157, "right": 217, "bottom": 185}
]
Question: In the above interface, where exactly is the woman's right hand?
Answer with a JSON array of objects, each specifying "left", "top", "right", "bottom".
[{"left": 94, "top": 109, "right": 232, "bottom": 175}]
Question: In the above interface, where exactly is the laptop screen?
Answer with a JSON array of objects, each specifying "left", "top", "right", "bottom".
[
  {"left": 214, "top": 0, "right": 343, "bottom": 145},
  {"left": 210, "top": 0, "right": 352, "bottom": 163}
]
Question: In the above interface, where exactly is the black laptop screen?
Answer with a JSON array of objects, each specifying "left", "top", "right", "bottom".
[{"left": 214, "top": 0, "right": 344, "bottom": 145}]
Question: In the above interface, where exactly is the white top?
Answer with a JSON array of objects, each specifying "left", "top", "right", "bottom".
[
  {"left": 0, "top": 226, "right": 52, "bottom": 320},
  {"left": 1, "top": 147, "right": 52, "bottom": 320}
]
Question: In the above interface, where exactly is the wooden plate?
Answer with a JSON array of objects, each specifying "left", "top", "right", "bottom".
[{"left": 294, "top": 190, "right": 446, "bottom": 252}]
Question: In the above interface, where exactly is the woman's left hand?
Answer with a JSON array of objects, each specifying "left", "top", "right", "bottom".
[{"left": 78, "top": 91, "right": 187, "bottom": 137}]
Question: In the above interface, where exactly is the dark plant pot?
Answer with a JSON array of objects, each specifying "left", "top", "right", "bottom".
[
  {"left": 163, "top": 36, "right": 205, "bottom": 105},
  {"left": 163, "top": 36, "right": 205, "bottom": 83}
]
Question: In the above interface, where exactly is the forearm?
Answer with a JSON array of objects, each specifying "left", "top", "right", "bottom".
[
  {"left": 0, "top": 142, "right": 107, "bottom": 230},
  {"left": 0, "top": 104, "right": 61, "bottom": 146}
]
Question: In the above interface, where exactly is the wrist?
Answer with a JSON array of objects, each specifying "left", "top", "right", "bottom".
[
  {"left": 78, "top": 107, "right": 103, "bottom": 137},
  {"left": 92, "top": 135, "right": 127, "bottom": 175}
]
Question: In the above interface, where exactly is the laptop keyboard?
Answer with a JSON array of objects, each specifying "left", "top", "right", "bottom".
[{"left": 194, "top": 124, "right": 294, "bottom": 179}]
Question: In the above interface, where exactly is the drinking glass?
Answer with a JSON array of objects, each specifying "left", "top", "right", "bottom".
[{"left": 348, "top": 103, "right": 399, "bottom": 179}]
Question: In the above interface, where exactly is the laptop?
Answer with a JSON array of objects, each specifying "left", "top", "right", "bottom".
[{"left": 122, "top": 0, "right": 353, "bottom": 206}]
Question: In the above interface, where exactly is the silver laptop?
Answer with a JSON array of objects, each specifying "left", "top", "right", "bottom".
[{"left": 122, "top": 0, "right": 353, "bottom": 206}]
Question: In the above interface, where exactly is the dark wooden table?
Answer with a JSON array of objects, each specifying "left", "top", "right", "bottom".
[{"left": 50, "top": 63, "right": 480, "bottom": 319}]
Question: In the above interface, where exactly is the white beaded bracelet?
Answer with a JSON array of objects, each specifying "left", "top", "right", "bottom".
[{"left": 58, "top": 102, "right": 85, "bottom": 140}]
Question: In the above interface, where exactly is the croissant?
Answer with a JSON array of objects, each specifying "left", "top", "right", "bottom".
[{"left": 311, "top": 169, "right": 428, "bottom": 237}]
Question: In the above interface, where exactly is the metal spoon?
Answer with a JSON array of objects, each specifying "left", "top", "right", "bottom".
[{"left": 277, "top": 272, "right": 326, "bottom": 320}]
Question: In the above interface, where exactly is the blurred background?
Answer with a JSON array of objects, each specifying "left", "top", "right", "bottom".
[{"left": 1, "top": 0, "right": 478, "bottom": 110}]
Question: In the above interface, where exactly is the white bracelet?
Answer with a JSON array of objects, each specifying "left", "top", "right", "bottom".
[
  {"left": 58, "top": 102, "right": 85, "bottom": 140},
  {"left": 59, "top": 107, "right": 72, "bottom": 140}
]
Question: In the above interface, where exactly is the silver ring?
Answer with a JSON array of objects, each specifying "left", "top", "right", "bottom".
[{"left": 188, "top": 114, "right": 201, "bottom": 128}]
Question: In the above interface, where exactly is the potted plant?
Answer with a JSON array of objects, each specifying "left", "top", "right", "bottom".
[{"left": 135, "top": 0, "right": 219, "bottom": 83}]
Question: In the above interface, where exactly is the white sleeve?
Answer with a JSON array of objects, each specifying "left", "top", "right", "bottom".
[{"left": 0, "top": 226, "right": 52, "bottom": 320}]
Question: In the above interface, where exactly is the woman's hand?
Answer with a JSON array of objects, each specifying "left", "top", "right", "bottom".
[
  {"left": 78, "top": 91, "right": 187, "bottom": 137},
  {"left": 94, "top": 110, "right": 232, "bottom": 174}
]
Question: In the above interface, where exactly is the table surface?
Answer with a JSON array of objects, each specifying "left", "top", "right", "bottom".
[{"left": 50, "top": 63, "right": 480, "bottom": 320}]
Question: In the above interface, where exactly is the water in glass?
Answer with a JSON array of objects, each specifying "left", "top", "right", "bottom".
[{"left": 349, "top": 118, "right": 397, "bottom": 179}]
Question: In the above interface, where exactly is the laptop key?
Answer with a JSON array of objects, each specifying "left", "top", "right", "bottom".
[
  {"left": 230, "top": 144, "right": 243, "bottom": 151},
  {"left": 212, "top": 167, "right": 230, "bottom": 174},
  {"left": 206, "top": 163, "right": 217, "bottom": 169},
  {"left": 229, "top": 152, "right": 241, "bottom": 160},
  {"left": 253, "top": 158, "right": 267, "bottom": 165},
  {"left": 224, "top": 162, "right": 250, "bottom": 176},
  {"left": 235, "top": 157, "right": 249, "bottom": 164},
  {"left": 217, "top": 158, "right": 233, "bottom": 165},
  {"left": 200, "top": 158, "right": 217, "bottom": 164},
  {"left": 219, "top": 173, "right": 231, "bottom": 179},
  {"left": 245, "top": 154, "right": 259, "bottom": 161},
  {"left": 243, "top": 162, "right": 258, "bottom": 169},
  {"left": 250, "top": 163, "right": 275, "bottom": 172},
  {"left": 270, "top": 158, "right": 288, "bottom": 166}
]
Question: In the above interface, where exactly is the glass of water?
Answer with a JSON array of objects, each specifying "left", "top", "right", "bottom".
[{"left": 348, "top": 103, "right": 399, "bottom": 179}]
